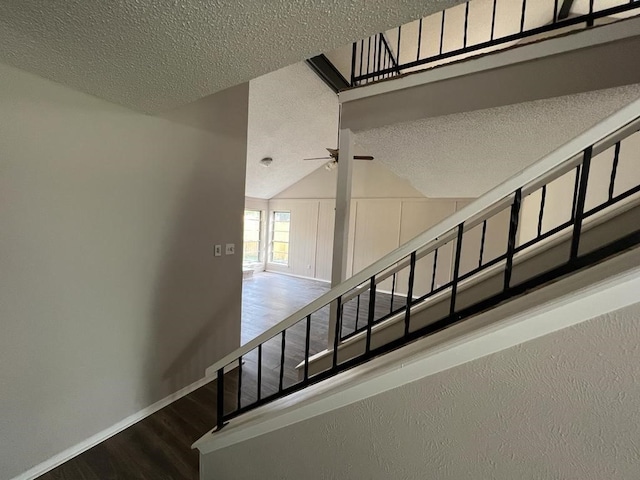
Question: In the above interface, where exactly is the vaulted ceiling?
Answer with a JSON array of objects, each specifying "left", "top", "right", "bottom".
[
  {"left": 357, "top": 84, "right": 640, "bottom": 198},
  {"left": 246, "top": 68, "right": 640, "bottom": 200},
  {"left": 245, "top": 63, "right": 339, "bottom": 199},
  {"left": 0, "top": 0, "right": 465, "bottom": 113}
]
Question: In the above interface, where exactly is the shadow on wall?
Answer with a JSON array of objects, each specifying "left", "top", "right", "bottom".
[{"left": 141, "top": 99, "right": 248, "bottom": 405}]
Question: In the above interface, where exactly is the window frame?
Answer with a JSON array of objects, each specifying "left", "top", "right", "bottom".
[
  {"left": 269, "top": 210, "right": 291, "bottom": 266},
  {"left": 242, "top": 209, "right": 262, "bottom": 264}
]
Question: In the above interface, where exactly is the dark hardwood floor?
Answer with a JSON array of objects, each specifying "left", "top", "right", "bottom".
[
  {"left": 39, "top": 272, "right": 400, "bottom": 479},
  {"left": 240, "top": 272, "right": 329, "bottom": 345},
  {"left": 38, "top": 273, "right": 330, "bottom": 480}
]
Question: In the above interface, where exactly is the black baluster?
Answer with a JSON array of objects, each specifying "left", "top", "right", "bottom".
[
  {"left": 404, "top": 252, "right": 416, "bottom": 337},
  {"left": 463, "top": 2, "right": 470, "bottom": 48},
  {"left": 237, "top": 355, "right": 242, "bottom": 411},
  {"left": 450, "top": 224, "right": 464, "bottom": 317},
  {"left": 377, "top": 34, "right": 383, "bottom": 80},
  {"left": 303, "top": 315, "right": 311, "bottom": 381},
  {"left": 608, "top": 142, "right": 621, "bottom": 201},
  {"left": 431, "top": 248, "right": 439, "bottom": 291},
  {"left": 278, "top": 330, "right": 286, "bottom": 392},
  {"left": 365, "top": 277, "right": 376, "bottom": 354},
  {"left": 350, "top": 42, "right": 357, "bottom": 86},
  {"left": 257, "top": 344, "right": 262, "bottom": 401},
  {"left": 537, "top": 185, "right": 547, "bottom": 238},
  {"left": 553, "top": 0, "right": 559, "bottom": 23},
  {"left": 570, "top": 147, "right": 593, "bottom": 260},
  {"left": 359, "top": 39, "right": 364, "bottom": 83},
  {"left": 504, "top": 189, "right": 522, "bottom": 290},
  {"left": 216, "top": 368, "right": 225, "bottom": 431},
  {"left": 520, "top": 0, "right": 527, "bottom": 33},
  {"left": 396, "top": 25, "right": 402, "bottom": 72},
  {"left": 571, "top": 165, "right": 581, "bottom": 221},
  {"left": 355, "top": 294, "right": 361, "bottom": 331},
  {"left": 390, "top": 273, "right": 396, "bottom": 314},
  {"left": 587, "top": 0, "right": 594, "bottom": 26},
  {"left": 491, "top": 0, "right": 497, "bottom": 39},
  {"left": 479, "top": 220, "right": 487, "bottom": 268},
  {"left": 373, "top": 34, "right": 378, "bottom": 81},
  {"left": 332, "top": 296, "right": 342, "bottom": 368},
  {"left": 366, "top": 36, "right": 372, "bottom": 80},
  {"left": 439, "top": 11, "right": 446, "bottom": 55},
  {"left": 417, "top": 18, "right": 423, "bottom": 61}
]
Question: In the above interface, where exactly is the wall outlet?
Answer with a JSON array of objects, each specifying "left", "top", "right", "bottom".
[
  {"left": 214, "top": 245, "right": 222, "bottom": 257},
  {"left": 225, "top": 243, "right": 235, "bottom": 255}
]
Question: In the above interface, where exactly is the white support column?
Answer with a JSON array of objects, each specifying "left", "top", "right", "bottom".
[{"left": 328, "top": 128, "right": 354, "bottom": 348}]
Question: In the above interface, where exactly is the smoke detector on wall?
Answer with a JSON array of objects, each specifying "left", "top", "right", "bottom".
[{"left": 260, "top": 157, "right": 273, "bottom": 167}]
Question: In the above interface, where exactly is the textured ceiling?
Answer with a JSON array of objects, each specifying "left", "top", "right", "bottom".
[
  {"left": 356, "top": 84, "right": 640, "bottom": 198},
  {"left": 245, "top": 63, "right": 339, "bottom": 199},
  {"left": 0, "top": 0, "right": 465, "bottom": 113}
]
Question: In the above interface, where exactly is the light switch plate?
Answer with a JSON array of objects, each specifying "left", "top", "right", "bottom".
[
  {"left": 225, "top": 243, "right": 235, "bottom": 255},
  {"left": 214, "top": 245, "right": 222, "bottom": 257}
]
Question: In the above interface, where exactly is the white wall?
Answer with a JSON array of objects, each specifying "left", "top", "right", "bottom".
[
  {"left": 201, "top": 301, "right": 640, "bottom": 480},
  {"left": 273, "top": 160, "right": 425, "bottom": 199},
  {"left": 519, "top": 129, "right": 640, "bottom": 245},
  {"left": 264, "top": 162, "right": 485, "bottom": 284},
  {"left": 0, "top": 63, "right": 249, "bottom": 479}
]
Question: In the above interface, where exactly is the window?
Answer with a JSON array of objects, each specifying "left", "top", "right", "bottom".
[
  {"left": 270, "top": 211, "right": 290, "bottom": 265},
  {"left": 243, "top": 210, "right": 262, "bottom": 263}
]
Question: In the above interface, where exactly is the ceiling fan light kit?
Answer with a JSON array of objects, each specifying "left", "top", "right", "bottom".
[{"left": 325, "top": 160, "right": 338, "bottom": 171}]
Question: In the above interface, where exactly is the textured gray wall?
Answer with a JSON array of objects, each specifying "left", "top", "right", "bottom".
[
  {"left": 203, "top": 303, "right": 640, "bottom": 480},
  {"left": 0, "top": 63, "right": 248, "bottom": 479}
]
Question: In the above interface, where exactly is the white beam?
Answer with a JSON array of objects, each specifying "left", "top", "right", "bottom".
[{"left": 328, "top": 128, "right": 354, "bottom": 347}]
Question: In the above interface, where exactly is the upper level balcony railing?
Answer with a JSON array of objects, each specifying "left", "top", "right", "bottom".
[{"left": 349, "top": 0, "right": 640, "bottom": 87}]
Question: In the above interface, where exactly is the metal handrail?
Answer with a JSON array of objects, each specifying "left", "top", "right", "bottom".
[{"left": 209, "top": 97, "right": 640, "bottom": 431}]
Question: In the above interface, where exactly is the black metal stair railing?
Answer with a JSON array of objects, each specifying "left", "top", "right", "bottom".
[
  {"left": 209, "top": 102, "right": 640, "bottom": 433},
  {"left": 350, "top": 0, "right": 640, "bottom": 86},
  {"left": 350, "top": 31, "right": 400, "bottom": 86}
]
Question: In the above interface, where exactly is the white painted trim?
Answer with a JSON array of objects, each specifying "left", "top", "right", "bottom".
[
  {"left": 266, "top": 196, "right": 472, "bottom": 202},
  {"left": 11, "top": 372, "right": 220, "bottom": 480},
  {"left": 205, "top": 359, "right": 240, "bottom": 378},
  {"left": 194, "top": 249, "right": 640, "bottom": 455},
  {"left": 205, "top": 97, "right": 640, "bottom": 375},
  {"left": 262, "top": 269, "right": 331, "bottom": 284},
  {"left": 339, "top": 15, "right": 640, "bottom": 104}
]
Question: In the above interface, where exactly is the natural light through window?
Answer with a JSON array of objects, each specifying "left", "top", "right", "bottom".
[
  {"left": 270, "top": 211, "right": 290, "bottom": 265},
  {"left": 243, "top": 210, "right": 261, "bottom": 263}
]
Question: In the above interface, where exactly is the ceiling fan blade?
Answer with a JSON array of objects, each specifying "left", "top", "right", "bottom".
[
  {"left": 354, "top": 155, "right": 375, "bottom": 160},
  {"left": 304, "top": 156, "right": 333, "bottom": 161}
]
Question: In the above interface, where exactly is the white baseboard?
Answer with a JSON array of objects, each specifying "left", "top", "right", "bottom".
[
  {"left": 12, "top": 373, "right": 218, "bottom": 480},
  {"left": 264, "top": 269, "right": 331, "bottom": 284}
]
